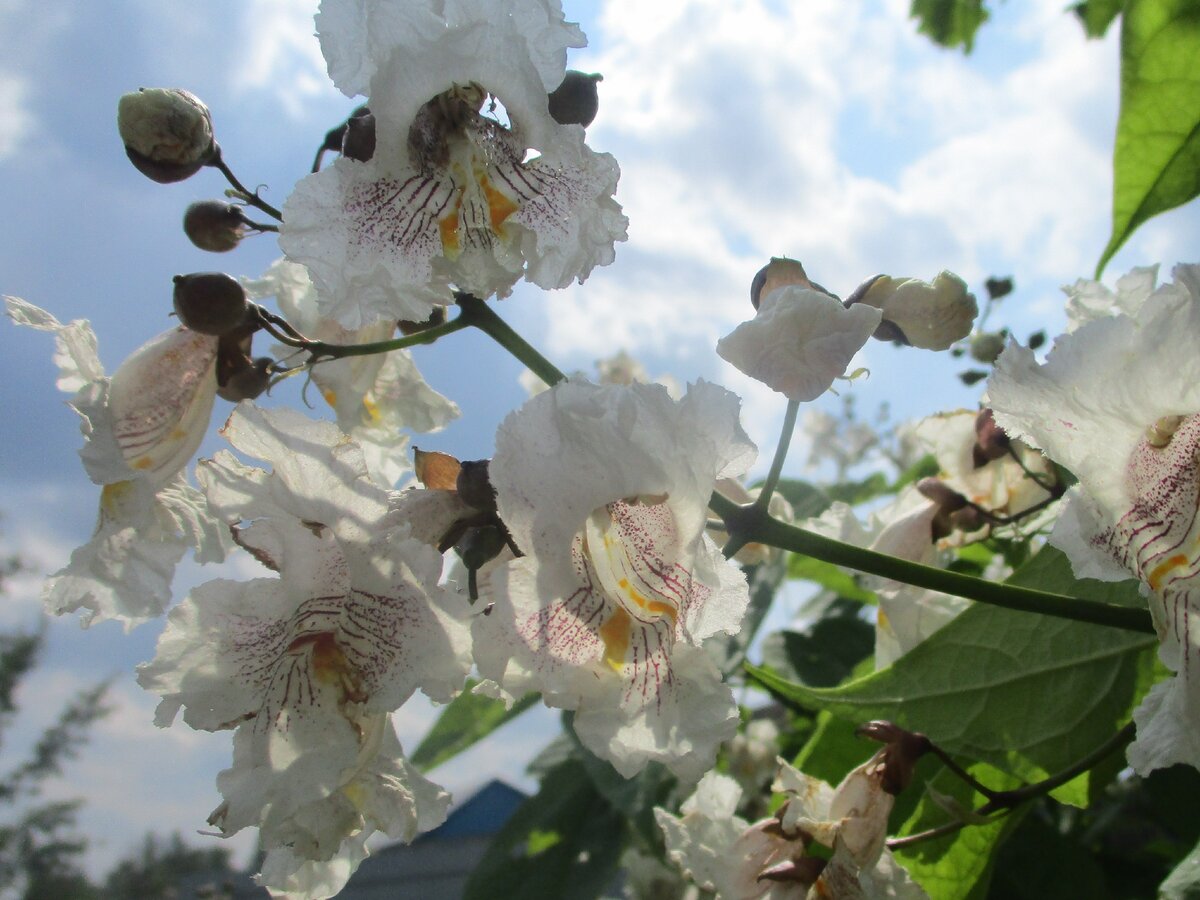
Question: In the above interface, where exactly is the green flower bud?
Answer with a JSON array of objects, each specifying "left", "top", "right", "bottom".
[{"left": 117, "top": 88, "right": 216, "bottom": 183}]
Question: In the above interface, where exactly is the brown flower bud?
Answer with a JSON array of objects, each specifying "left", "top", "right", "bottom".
[
  {"left": 972, "top": 408, "right": 1011, "bottom": 466},
  {"left": 548, "top": 71, "right": 603, "bottom": 127},
  {"left": 454, "top": 524, "right": 508, "bottom": 572},
  {"left": 456, "top": 459, "right": 497, "bottom": 512},
  {"left": 750, "top": 257, "right": 815, "bottom": 310},
  {"left": 118, "top": 88, "right": 216, "bottom": 183},
  {"left": 183, "top": 201, "right": 247, "bottom": 253},
  {"left": 173, "top": 272, "right": 249, "bottom": 336},
  {"left": 342, "top": 111, "right": 376, "bottom": 162},
  {"left": 217, "top": 357, "right": 273, "bottom": 402}
]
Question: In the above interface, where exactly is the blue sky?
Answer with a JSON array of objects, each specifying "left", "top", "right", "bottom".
[{"left": 2, "top": 0, "right": 1200, "bottom": 879}]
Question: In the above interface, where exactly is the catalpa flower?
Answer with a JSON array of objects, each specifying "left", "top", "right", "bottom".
[
  {"left": 475, "top": 380, "right": 756, "bottom": 779},
  {"left": 717, "top": 286, "right": 881, "bottom": 402},
  {"left": 5, "top": 297, "right": 228, "bottom": 627},
  {"left": 139, "top": 405, "right": 472, "bottom": 897},
  {"left": 655, "top": 760, "right": 927, "bottom": 899},
  {"left": 280, "top": 0, "right": 628, "bottom": 328},
  {"left": 987, "top": 263, "right": 1200, "bottom": 774},
  {"left": 244, "top": 258, "right": 460, "bottom": 487}
]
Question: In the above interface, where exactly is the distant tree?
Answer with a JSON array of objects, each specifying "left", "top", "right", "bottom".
[
  {"left": 0, "top": 546, "right": 109, "bottom": 900},
  {"left": 102, "top": 832, "right": 241, "bottom": 900}
]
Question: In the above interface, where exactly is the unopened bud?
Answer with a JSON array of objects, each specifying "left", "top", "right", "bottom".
[
  {"left": 853, "top": 271, "right": 977, "bottom": 351},
  {"left": 917, "top": 477, "right": 968, "bottom": 540},
  {"left": 342, "top": 111, "right": 376, "bottom": 162},
  {"left": 217, "top": 357, "right": 272, "bottom": 402},
  {"left": 972, "top": 408, "right": 1010, "bottom": 466},
  {"left": 548, "top": 71, "right": 603, "bottom": 127},
  {"left": 173, "top": 272, "right": 249, "bottom": 336},
  {"left": 118, "top": 88, "right": 216, "bottom": 183},
  {"left": 750, "top": 257, "right": 814, "bottom": 310},
  {"left": 856, "top": 721, "right": 932, "bottom": 795},
  {"left": 183, "top": 201, "right": 247, "bottom": 253},
  {"left": 456, "top": 459, "right": 497, "bottom": 512},
  {"left": 969, "top": 331, "right": 1006, "bottom": 364},
  {"left": 454, "top": 524, "right": 508, "bottom": 572}
]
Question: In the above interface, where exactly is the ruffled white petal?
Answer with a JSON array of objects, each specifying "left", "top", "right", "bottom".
[{"left": 717, "top": 287, "right": 881, "bottom": 402}]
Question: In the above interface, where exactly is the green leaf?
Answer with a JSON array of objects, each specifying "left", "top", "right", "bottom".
[
  {"left": 410, "top": 679, "right": 538, "bottom": 771},
  {"left": 786, "top": 553, "right": 877, "bottom": 603},
  {"left": 748, "top": 547, "right": 1158, "bottom": 794},
  {"left": 463, "top": 757, "right": 626, "bottom": 900},
  {"left": 893, "top": 760, "right": 1026, "bottom": 900},
  {"left": 1071, "top": 0, "right": 1126, "bottom": 38},
  {"left": 791, "top": 710, "right": 877, "bottom": 786},
  {"left": 986, "top": 810, "right": 1112, "bottom": 899},
  {"left": 909, "top": 0, "right": 990, "bottom": 52},
  {"left": 760, "top": 602, "right": 875, "bottom": 688},
  {"left": 825, "top": 471, "right": 892, "bottom": 506},
  {"left": 1098, "top": 0, "right": 1200, "bottom": 274}
]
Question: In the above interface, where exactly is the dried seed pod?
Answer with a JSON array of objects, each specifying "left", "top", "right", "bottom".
[{"left": 172, "top": 272, "right": 249, "bottom": 336}]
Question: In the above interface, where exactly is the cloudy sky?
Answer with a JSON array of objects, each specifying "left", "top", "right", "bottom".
[{"left": 2, "top": 0, "right": 1199, "bottom": 880}]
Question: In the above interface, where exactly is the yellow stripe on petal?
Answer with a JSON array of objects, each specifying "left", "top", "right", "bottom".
[
  {"left": 598, "top": 606, "right": 631, "bottom": 672},
  {"left": 1149, "top": 554, "right": 1192, "bottom": 592}
]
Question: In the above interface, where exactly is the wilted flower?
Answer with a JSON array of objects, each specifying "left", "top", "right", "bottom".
[
  {"left": 279, "top": 0, "right": 628, "bottom": 327},
  {"left": 5, "top": 297, "right": 228, "bottom": 627}
]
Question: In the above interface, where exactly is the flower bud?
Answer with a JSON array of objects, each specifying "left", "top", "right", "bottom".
[
  {"left": 342, "top": 111, "right": 376, "bottom": 162},
  {"left": 117, "top": 88, "right": 216, "bottom": 183},
  {"left": 453, "top": 524, "right": 508, "bottom": 572},
  {"left": 972, "top": 408, "right": 1011, "bottom": 466},
  {"left": 969, "top": 330, "right": 1007, "bottom": 364},
  {"left": 456, "top": 459, "right": 497, "bottom": 512},
  {"left": 183, "top": 201, "right": 247, "bottom": 253},
  {"left": 852, "top": 271, "right": 977, "bottom": 350},
  {"left": 547, "top": 71, "right": 603, "bottom": 127},
  {"left": 217, "top": 357, "right": 272, "bottom": 402},
  {"left": 750, "top": 256, "right": 815, "bottom": 310},
  {"left": 173, "top": 272, "right": 249, "bottom": 336}
]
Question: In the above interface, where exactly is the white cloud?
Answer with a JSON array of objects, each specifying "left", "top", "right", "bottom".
[
  {"left": 0, "top": 74, "right": 33, "bottom": 161},
  {"left": 231, "top": 0, "right": 341, "bottom": 116}
]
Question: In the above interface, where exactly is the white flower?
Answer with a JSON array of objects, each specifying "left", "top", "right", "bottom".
[
  {"left": 717, "top": 286, "right": 881, "bottom": 402},
  {"left": 987, "top": 263, "right": 1200, "bottom": 774},
  {"left": 244, "top": 259, "right": 460, "bottom": 487},
  {"left": 138, "top": 405, "right": 472, "bottom": 897},
  {"left": 6, "top": 297, "right": 227, "bottom": 627},
  {"left": 475, "top": 380, "right": 756, "bottom": 779},
  {"left": 852, "top": 271, "right": 977, "bottom": 350},
  {"left": 656, "top": 761, "right": 927, "bottom": 899},
  {"left": 279, "top": 0, "right": 628, "bottom": 327},
  {"left": 1063, "top": 265, "right": 1160, "bottom": 332}
]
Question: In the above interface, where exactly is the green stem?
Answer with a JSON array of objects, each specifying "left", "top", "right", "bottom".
[
  {"left": 256, "top": 304, "right": 469, "bottom": 359},
  {"left": 209, "top": 148, "right": 283, "bottom": 221},
  {"left": 711, "top": 494, "right": 1154, "bottom": 634},
  {"left": 756, "top": 398, "right": 801, "bottom": 510},
  {"left": 888, "top": 722, "right": 1135, "bottom": 850},
  {"left": 455, "top": 293, "right": 567, "bottom": 386}
]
